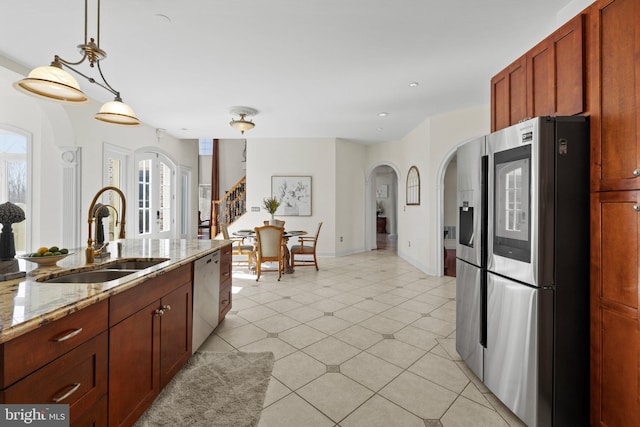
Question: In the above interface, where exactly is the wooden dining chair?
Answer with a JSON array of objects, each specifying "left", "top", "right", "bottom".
[
  {"left": 263, "top": 219, "right": 285, "bottom": 228},
  {"left": 220, "top": 223, "right": 253, "bottom": 268},
  {"left": 253, "top": 225, "right": 284, "bottom": 281},
  {"left": 291, "top": 221, "right": 323, "bottom": 270}
]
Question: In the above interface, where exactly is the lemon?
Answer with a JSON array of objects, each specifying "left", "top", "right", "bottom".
[
  {"left": 43, "top": 251, "right": 53, "bottom": 257},
  {"left": 31, "top": 252, "right": 42, "bottom": 257},
  {"left": 60, "top": 248, "right": 69, "bottom": 254},
  {"left": 48, "top": 246, "right": 59, "bottom": 253},
  {"left": 37, "top": 247, "right": 48, "bottom": 255}
]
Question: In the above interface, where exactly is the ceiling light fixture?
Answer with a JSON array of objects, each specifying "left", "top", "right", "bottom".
[
  {"left": 409, "top": 82, "right": 419, "bottom": 87},
  {"left": 229, "top": 107, "right": 258, "bottom": 134},
  {"left": 13, "top": 0, "right": 140, "bottom": 125},
  {"left": 378, "top": 112, "right": 389, "bottom": 117}
]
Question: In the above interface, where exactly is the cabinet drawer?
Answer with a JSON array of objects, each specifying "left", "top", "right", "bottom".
[
  {"left": 0, "top": 300, "right": 108, "bottom": 388},
  {"left": 219, "top": 282, "right": 232, "bottom": 322},
  {"left": 1, "top": 331, "right": 108, "bottom": 424}
]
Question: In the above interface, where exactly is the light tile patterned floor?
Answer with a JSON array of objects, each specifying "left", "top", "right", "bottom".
[{"left": 200, "top": 249, "right": 526, "bottom": 427}]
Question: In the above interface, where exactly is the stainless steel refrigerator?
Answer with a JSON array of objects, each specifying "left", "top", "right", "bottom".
[
  {"left": 456, "top": 117, "right": 590, "bottom": 426},
  {"left": 455, "top": 135, "right": 487, "bottom": 381}
]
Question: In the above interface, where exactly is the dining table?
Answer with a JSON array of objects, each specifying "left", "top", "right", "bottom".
[{"left": 233, "top": 228, "right": 307, "bottom": 274}]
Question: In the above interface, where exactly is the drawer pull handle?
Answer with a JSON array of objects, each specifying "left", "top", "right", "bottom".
[
  {"left": 161, "top": 304, "right": 171, "bottom": 312},
  {"left": 51, "top": 383, "right": 81, "bottom": 403},
  {"left": 223, "top": 272, "right": 230, "bottom": 277},
  {"left": 154, "top": 308, "right": 164, "bottom": 317},
  {"left": 634, "top": 169, "right": 640, "bottom": 177},
  {"left": 221, "top": 300, "right": 228, "bottom": 305},
  {"left": 52, "top": 328, "right": 83, "bottom": 342},
  {"left": 634, "top": 205, "right": 640, "bottom": 212}
]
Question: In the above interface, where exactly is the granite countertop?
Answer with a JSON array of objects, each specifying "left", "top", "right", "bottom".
[{"left": 0, "top": 238, "right": 230, "bottom": 344}]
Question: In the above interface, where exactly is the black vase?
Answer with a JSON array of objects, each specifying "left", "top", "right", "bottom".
[{"left": 0, "top": 223, "right": 16, "bottom": 261}]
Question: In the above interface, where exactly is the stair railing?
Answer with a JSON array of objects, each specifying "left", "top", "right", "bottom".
[{"left": 212, "top": 176, "right": 246, "bottom": 236}]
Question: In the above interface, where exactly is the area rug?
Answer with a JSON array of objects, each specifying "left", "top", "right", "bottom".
[{"left": 135, "top": 351, "right": 275, "bottom": 427}]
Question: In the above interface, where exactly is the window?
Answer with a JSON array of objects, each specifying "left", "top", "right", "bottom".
[
  {"left": 0, "top": 128, "right": 29, "bottom": 253},
  {"left": 406, "top": 166, "right": 420, "bottom": 205}
]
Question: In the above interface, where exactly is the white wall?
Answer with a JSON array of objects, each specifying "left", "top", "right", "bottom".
[
  {"left": 229, "top": 137, "right": 338, "bottom": 256},
  {"left": 365, "top": 105, "right": 489, "bottom": 274},
  {"left": 219, "top": 138, "right": 246, "bottom": 192},
  {"left": 0, "top": 62, "right": 199, "bottom": 250},
  {"left": 335, "top": 139, "right": 367, "bottom": 255}
]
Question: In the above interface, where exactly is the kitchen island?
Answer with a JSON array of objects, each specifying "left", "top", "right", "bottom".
[{"left": 0, "top": 238, "right": 232, "bottom": 427}]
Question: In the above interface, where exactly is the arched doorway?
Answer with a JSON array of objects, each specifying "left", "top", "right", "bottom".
[{"left": 366, "top": 163, "right": 400, "bottom": 252}]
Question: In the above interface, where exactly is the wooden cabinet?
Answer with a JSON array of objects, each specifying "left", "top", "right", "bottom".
[
  {"left": 590, "top": 0, "right": 640, "bottom": 192},
  {"left": 491, "top": 13, "right": 586, "bottom": 132},
  {"left": 376, "top": 217, "right": 387, "bottom": 234},
  {"left": 0, "top": 300, "right": 109, "bottom": 426},
  {"left": 527, "top": 13, "right": 585, "bottom": 118},
  {"left": 591, "top": 190, "right": 640, "bottom": 426},
  {"left": 108, "top": 264, "right": 192, "bottom": 427},
  {"left": 219, "top": 243, "right": 233, "bottom": 322},
  {"left": 491, "top": 55, "right": 527, "bottom": 131},
  {"left": 589, "top": 0, "right": 640, "bottom": 425}
]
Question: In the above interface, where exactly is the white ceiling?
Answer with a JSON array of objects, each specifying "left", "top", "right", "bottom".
[{"left": 1, "top": 0, "right": 575, "bottom": 143}]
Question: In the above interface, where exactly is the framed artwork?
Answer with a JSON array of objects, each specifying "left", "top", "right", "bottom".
[
  {"left": 271, "top": 176, "right": 312, "bottom": 216},
  {"left": 376, "top": 184, "right": 388, "bottom": 199}
]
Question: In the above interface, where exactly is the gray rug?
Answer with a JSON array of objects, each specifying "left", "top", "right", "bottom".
[{"left": 135, "top": 351, "right": 275, "bottom": 427}]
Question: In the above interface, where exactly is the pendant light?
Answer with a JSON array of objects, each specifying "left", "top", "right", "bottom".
[
  {"left": 13, "top": 0, "right": 140, "bottom": 125},
  {"left": 229, "top": 107, "right": 258, "bottom": 134}
]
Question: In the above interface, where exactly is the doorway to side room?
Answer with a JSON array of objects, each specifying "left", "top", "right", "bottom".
[
  {"left": 369, "top": 164, "right": 398, "bottom": 254},
  {"left": 442, "top": 155, "right": 457, "bottom": 276}
]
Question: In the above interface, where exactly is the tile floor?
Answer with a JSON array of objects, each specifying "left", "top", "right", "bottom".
[{"left": 200, "top": 248, "right": 526, "bottom": 427}]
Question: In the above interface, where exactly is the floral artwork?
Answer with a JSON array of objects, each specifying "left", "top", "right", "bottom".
[{"left": 271, "top": 176, "right": 311, "bottom": 216}]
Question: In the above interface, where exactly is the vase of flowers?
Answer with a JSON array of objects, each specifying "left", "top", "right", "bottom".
[{"left": 262, "top": 196, "right": 281, "bottom": 225}]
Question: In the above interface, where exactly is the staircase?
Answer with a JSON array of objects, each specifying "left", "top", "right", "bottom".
[{"left": 212, "top": 176, "right": 246, "bottom": 236}]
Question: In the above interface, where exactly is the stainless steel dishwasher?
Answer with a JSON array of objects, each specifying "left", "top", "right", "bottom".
[{"left": 192, "top": 250, "right": 220, "bottom": 353}]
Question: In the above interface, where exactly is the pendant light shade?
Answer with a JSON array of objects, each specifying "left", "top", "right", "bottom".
[
  {"left": 229, "top": 107, "right": 258, "bottom": 134},
  {"left": 13, "top": 65, "right": 88, "bottom": 103},
  {"left": 13, "top": 0, "right": 139, "bottom": 125},
  {"left": 229, "top": 113, "right": 255, "bottom": 134},
  {"left": 95, "top": 99, "right": 140, "bottom": 125}
]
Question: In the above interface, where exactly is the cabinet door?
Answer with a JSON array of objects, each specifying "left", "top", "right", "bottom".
[
  {"left": 528, "top": 14, "right": 585, "bottom": 117},
  {"left": 160, "top": 281, "right": 192, "bottom": 388},
  {"left": 590, "top": 0, "right": 640, "bottom": 191},
  {"left": 591, "top": 191, "right": 640, "bottom": 426},
  {"left": 109, "top": 302, "right": 161, "bottom": 427},
  {"left": 491, "top": 55, "right": 527, "bottom": 132}
]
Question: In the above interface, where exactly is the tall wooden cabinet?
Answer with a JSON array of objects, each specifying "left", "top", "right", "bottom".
[{"left": 589, "top": 0, "right": 640, "bottom": 425}]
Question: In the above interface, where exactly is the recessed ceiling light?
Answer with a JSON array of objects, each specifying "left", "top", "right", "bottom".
[
  {"left": 377, "top": 127, "right": 383, "bottom": 131},
  {"left": 409, "top": 82, "right": 419, "bottom": 87},
  {"left": 378, "top": 112, "right": 388, "bottom": 117}
]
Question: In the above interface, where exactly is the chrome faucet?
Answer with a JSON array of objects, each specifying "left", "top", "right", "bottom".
[{"left": 87, "top": 186, "right": 126, "bottom": 264}]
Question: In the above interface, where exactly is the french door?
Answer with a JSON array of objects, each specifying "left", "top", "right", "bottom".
[{"left": 136, "top": 152, "right": 175, "bottom": 238}]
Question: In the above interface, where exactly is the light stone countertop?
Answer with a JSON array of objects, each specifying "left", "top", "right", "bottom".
[{"left": 0, "top": 238, "right": 230, "bottom": 344}]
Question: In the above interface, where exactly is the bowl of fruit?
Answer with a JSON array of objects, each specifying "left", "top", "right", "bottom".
[{"left": 17, "top": 246, "right": 72, "bottom": 266}]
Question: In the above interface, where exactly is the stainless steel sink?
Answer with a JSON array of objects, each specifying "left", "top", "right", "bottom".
[
  {"left": 41, "top": 269, "right": 136, "bottom": 283},
  {"left": 104, "top": 258, "right": 170, "bottom": 270}
]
